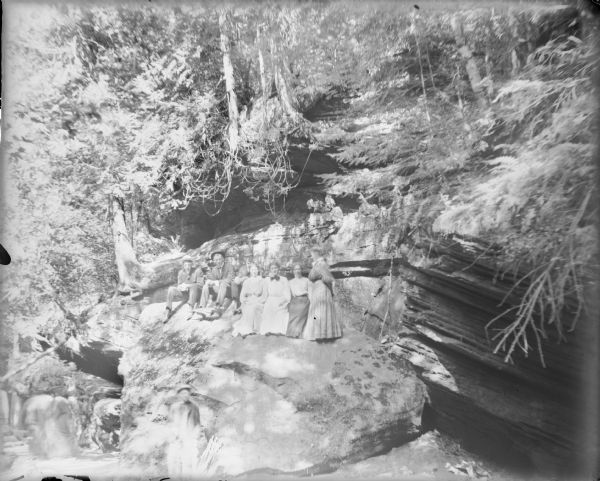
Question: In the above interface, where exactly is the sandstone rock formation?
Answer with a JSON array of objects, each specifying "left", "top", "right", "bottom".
[
  {"left": 61, "top": 208, "right": 590, "bottom": 475},
  {"left": 118, "top": 304, "right": 427, "bottom": 477}
]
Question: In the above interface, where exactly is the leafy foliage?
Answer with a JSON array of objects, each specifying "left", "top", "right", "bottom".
[
  {"left": 312, "top": 4, "right": 597, "bottom": 364},
  {"left": 430, "top": 38, "right": 598, "bottom": 364},
  {"left": 1, "top": 1, "right": 594, "bottom": 372},
  {"left": 1, "top": 3, "right": 313, "bottom": 345},
  {"left": 1, "top": 6, "right": 116, "bottom": 354}
]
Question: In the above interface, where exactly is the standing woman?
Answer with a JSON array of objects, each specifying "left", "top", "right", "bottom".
[
  {"left": 259, "top": 262, "right": 291, "bottom": 336},
  {"left": 286, "top": 264, "right": 310, "bottom": 338},
  {"left": 303, "top": 248, "right": 343, "bottom": 341},
  {"left": 231, "top": 264, "right": 264, "bottom": 337}
]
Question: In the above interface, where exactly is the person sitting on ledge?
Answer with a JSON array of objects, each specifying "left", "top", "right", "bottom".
[
  {"left": 259, "top": 262, "right": 291, "bottom": 336},
  {"left": 231, "top": 263, "right": 264, "bottom": 338},
  {"left": 165, "top": 256, "right": 204, "bottom": 322},
  {"left": 286, "top": 263, "right": 310, "bottom": 338},
  {"left": 231, "top": 254, "right": 253, "bottom": 315},
  {"left": 199, "top": 250, "right": 235, "bottom": 315}
]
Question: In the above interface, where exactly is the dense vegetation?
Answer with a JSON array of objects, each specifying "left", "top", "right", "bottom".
[{"left": 0, "top": 1, "right": 597, "bottom": 376}]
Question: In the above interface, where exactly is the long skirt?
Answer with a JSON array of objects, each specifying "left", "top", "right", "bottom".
[
  {"left": 303, "top": 280, "right": 343, "bottom": 341},
  {"left": 260, "top": 298, "right": 289, "bottom": 335},
  {"left": 286, "top": 295, "right": 309, "bottom": 338},
  {"left": 232, "top": 299, "right": 263, "bottom": 336}
]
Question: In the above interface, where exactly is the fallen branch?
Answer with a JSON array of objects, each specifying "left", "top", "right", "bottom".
[
  {"left": 0, "top": 335, "right": 69, "bottom": 387},
  {"left": 484, "top": 191, "right": 591, "bottom": 367}
]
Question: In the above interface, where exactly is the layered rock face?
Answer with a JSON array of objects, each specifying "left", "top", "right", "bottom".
[
  {"left": 152, "top": 208, "right": 592, "bottom": 474},
  {"left": 74, "top": 199, "right": 589, "bottom": 476},
  {"left": 358, "top": 234, "right": 593, "bottom": 474},
  {"left": 118, "top": 305, "right": 426, "bottom": 477},
  {"left": 332, "top": 220, "right": 590, "bottom": 474}
]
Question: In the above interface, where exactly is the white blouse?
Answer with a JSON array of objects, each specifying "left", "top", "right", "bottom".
[{"left": 289, "top": 277, "right": 309, "bottom": 297}]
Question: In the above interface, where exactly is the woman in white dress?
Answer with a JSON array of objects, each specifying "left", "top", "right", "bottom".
[
  {"left": 259, "top": 262, "right": 291, "bottom": 336},
  {"left": 232, "top": 264, "right": 264, "bottom": 337}
]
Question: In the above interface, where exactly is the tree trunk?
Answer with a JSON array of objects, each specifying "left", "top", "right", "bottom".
[
  {"left": 111, "top": 197, "right": 184, "bottom": 295},
  {"left": 276, "top": 67, "right": 300, "bottom": 120},
  {"left": 451, "top": 15, "right": 486, "bottom": 106},
  {"left": 484, "top": 48, "right": 494, "bottom": 98},
  {"left": 511, "top": 49, "right": 521, "bottom": 77},
  {"left": 112, "top": 196, "right": 144, "bottom": 293},
  {"left": 508, "top": 12, "right": 522, "bottom": 76},
  {"left": 256, "top": 27, "right": 271, "bottom": 103},
  {"left": 219, "top": 9, "right": 239, "bottom": 152},
  {"left": 257, "top": 25, "right": 269, "bottom": 101},
  {"left": 270, "top": 38, "right": 302, "bottom": 122}
]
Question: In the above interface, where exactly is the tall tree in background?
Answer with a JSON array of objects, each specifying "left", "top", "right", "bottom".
[{"left": 219, "top": 9, "right": 240, "bottom": 153}]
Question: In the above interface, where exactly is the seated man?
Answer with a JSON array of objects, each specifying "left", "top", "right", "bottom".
[
  {"left": 199, "top": 250, "right": 235, "bottom": 313},
  {"left": 165, "top": 256, "right": 204, "bottom": 321},
  {"left": 231, "top": 255, "right": 254, "bottom": 314}
]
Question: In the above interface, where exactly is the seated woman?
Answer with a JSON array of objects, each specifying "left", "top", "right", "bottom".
[
  {"left": 231, "top": 264, "right": 264, "bottom": 338},
  {"left": 259, "top": 262, "right": 291, "bottom": 336},
  {"left": 303, "top": 247, "right": 343, "bottom": 341},
  {"left": 286, "top": 264, "right": 310, "bottom": 338}
]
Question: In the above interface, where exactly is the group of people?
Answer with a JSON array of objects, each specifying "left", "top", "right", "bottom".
[
  {"left": 165, "top": 247, "right": 343, "bottom": 342},
  {"left": 164, "top": 248, "right": 238, "bottom": 320}
]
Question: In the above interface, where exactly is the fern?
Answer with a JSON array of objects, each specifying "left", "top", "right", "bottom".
[{"left": 485, "top": 190, "right": 596, "bottom": 367}]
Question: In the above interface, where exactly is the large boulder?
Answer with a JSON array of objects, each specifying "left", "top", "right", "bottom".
[
  {"left": 56, "top": 299, "right": 147, "bottom": 385},
  {"left": 119, "top": 304, "right": 427, "bottom": 477},
  {"left": 316, "top": 430, "right": 517, "bottom": 481},
  {"left": 90, "top": 398, "right": 121, "bottom": 452}
]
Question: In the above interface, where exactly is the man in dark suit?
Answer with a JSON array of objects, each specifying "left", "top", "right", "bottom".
[{"left": 199, "top": 250, "right": 235, "bottom": 312}]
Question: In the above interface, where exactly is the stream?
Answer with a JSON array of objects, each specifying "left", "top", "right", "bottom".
[
  {"left": 2, "top": 428, "right": 543, "bottom": 481},
  {"left": 2, "top": 439, "right": 120, "bottom": 480}
]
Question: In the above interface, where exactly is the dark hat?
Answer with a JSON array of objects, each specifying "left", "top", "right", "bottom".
[{"left": 210, "top": 250, "right": 226, "bottom": 260}]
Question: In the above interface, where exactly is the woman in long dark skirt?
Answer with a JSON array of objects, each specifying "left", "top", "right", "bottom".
[
  {"left": 303, "top": 248, "right": 343, "bottom": 341},
  {"left": 286, "top": 264, "right": 310, "bottom": 338}
]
